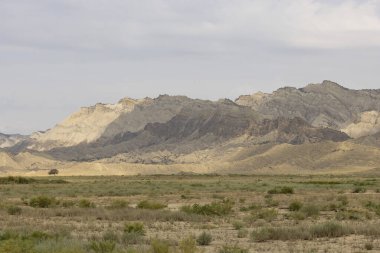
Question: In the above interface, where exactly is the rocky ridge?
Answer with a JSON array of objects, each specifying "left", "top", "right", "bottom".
[{"left": 1, "top": 80, "right": 379, "bottom": 175}]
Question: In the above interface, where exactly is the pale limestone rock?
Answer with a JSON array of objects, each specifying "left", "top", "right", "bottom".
[
  {"left": 29, "top": 97, "right": 146, "bottom": 150},
  {"left": 342, "top": 111, "right": 380, "bottom": 138}
]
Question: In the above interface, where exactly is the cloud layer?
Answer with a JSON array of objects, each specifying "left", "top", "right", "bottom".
[{"left": 1, "top": 0, "right": 380, "bottom": 133}]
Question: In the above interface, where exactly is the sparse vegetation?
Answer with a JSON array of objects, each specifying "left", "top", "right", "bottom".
[
  {"left": 107, "top": 199, "right": 128, "bottom": 209},
  {"left": 78, "top": 199, "right": 95, "bottom": 208},
  {"left": 0, "top": 174, "right": 379, "bottom": 252},
  {"left": 181, "top": 199, "right": 234, "bottom": 216},
  {"left": 219, "top": 245, "right": 248, "bottom": 253}
]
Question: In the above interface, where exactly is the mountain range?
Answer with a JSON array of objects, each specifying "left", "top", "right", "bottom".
[{"left": 1, "top": 80, "right": 379, "bottom": 176}]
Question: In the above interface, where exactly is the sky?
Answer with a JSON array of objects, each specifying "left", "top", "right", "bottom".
[{"left": 1, "top": 0, "right": 380, "bottom": 134}]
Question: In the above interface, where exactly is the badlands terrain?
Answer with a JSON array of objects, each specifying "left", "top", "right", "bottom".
[
  {"left": 1, "top": 80, "right": 380, "bottom": 176},
  {"left": 1, "top": 80, "right": 380, "bottom": 252}
]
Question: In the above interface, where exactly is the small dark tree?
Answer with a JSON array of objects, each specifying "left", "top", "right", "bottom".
[{"left": 48, "top": 169, "right": 59, "bottom": 176}]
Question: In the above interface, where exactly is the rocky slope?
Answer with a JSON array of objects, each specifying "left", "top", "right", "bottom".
[
  {"left": 45, "top": 98, "right": 348, "bottom": 161},
  {"left": 28, "top": 97, "right": 147, "bottom": 150},
  {"left": 1, "top": 80, "right": 379, "bottom": 175},
  {"left": 0, "top": 133, "right": 28, "bottom": 148},
  {"left": 236, "top": 80, "right": 380, "bottom": 134}
]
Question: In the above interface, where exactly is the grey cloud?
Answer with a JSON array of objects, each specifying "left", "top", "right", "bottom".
[{"left": 0, "top": 0, "right": 379, "bottom": 134}]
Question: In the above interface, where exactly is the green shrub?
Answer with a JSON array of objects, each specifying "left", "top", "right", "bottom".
[
  {"left": 150, "top": 239, "right": 170, "bottom": 253},
  {"left": 123, "top": 222, "right": 145, "bottom": 244},
  {"left": 124, "top": 222, "right": 145, "bottom": 235},
  {"left": 122, "top": 232, "right": 144, "bottom": 245},
  {"left": 310, "top": 221, "right": 349, "bottom": 238},
  {"left": 288, "top": 211, "right": 306, "bottom": 220},
  {"left": 0, "top": 176, "right": 35, "bottom": 184},
  {"left": 232, "top": 221, "right": 244, "bottom": 230},
  {"left": 300, "top": 204, "right": 320, "bottom": 217},
  {"left": 107, "top": 199, "right": 128, "bottom": 209},
  {"left": 78, "top": 199, "right": 95, "bottom": 208},
  {"left": 335, "top": 210, "right": 367, "bottom": 220},
  {"left": 352, "top": 187, "right": 366, "bottom": 193},
  {"left": 29, "top": 231, "right": 51, "bottom": 241},
  {"left": 268, "top": 186, "right": 294, "bottom": 194},
  {"left": 219, "top": 245, "right": 248, "bottom": 253},
  {"left": 251, "top": 222, "right": 351, "bottom": 242},
  {"left": 240, "top": 204, "right": 260, "bottom": 212},
  {"left": 251, "top": 208, "right": 278, "bottom": 222},
  {"left": 251, "top": 227, "right": 306, "bottom": 242},
  {"left": 0, "top": 230, "right": 19, "bottom": 241},
  {"left": 90, "top": 240, "right": 116, "bottom": 253},
  {"left": 289, "top": 201, "right": 303, "bottom": 211},
  {"left": 137, "top": 200, "right": 167, "bottom": 210},
  {"left": 0, "top": 239, "right": 34, "bottom": 253},
  {"left": 61, "top": 200, "right": 76, "bottom": 208},
  {"left": 336, "top": 195, "right": 348, "bottom": 206},
  {"left": 364, "top": 201, "right": 380, "bottom": 216},
  {"left": 181, "top": 199, "right": 233, "bottom": 216},
  {"left": 264, "top": 196, "right": 279, "bottom": 207},
  {"left": 7, "top": 206, "right": 21, "bottom": 215},
  {"left": 196, "top": 231, "right": 212, "bottom": 246},
  {"left": 179, "top": 236, "right": 197, "bottom": 253},
  {"left": 237, "top": 229, "right": 248, "bottom": 238},
  {"left": 365, "top": 242, "right": 374, "bottom": 250},
  {"left": 29, "top": 196, "right": 56, "bottom": 208},
  {"left": 102, "top": 231, "right": 119, "bottom": 243}
]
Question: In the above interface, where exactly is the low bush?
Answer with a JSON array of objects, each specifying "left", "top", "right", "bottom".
[
  {"left": 300, "top": 204, "right": 320, "bottom": 217},
  {"left": 196, "top": 232, "right": 212, "bottom": 246},
  {"left": 364, "top": 201, "right": 380, "bottom": 216},
  {"left": 352, "top": 187, "right": 366, "bottom": 193},
  {"left": 365, "top": 242, "right": 374, "bottom": 250},
  {"left": 181, "top": 199, "right": 233, "bottom": 216},
  {"left": 7, "top": 206, "right": 21, "bottom": 215},
  {"left": 268, "top": 186, "right": 294, "bottom": 194},
  {"left": 89, "top": 240, "right": 115, "bottom": 253},
  {"left": 107, "top": 199, "right": 128, "bottom": 209},
  {"left": 150, "top": 239, "right": 170, "bottom": 253},
  {"left": 123, "top": 222, "right": 145, "bottom": 244},
  {"left": 137, "top": 200, "right": 167, "bottom": 210},
  {"left": 29, "top": 196, "right": 56, "bottom": 208},
  {"left": 335, "top": 210, "right": 368, "bottom": 220},
  {"left": 232, "top": 221, "right": 244, "bottom": 230},
  {"left": 102, "top": 231, "right": 119, "bottom": 243},
  {"left": 219, "top": 245, "right": 248, "bottom": 253},
  {"left": 0, "top": 176, "right": 35, "bottom": 184},
  {"left": 288, "top": 201, "right": 303, "bottom": 211},
  {"left": 264, "top": 196, "right": 279, "bottom": 207},
  {"left": 61, "top": 200, "right": 76, "bottom": 208},
  {"left": 179, "top": 236, "right": 197, "bottom": 253},
  {"left": 78, "top": 199, "right": 95, "bottom": 208},
  {"left": 124, "top": 222, "right": 145, "bottom": 235},
  {"left": 310, "top": 222, "right": 348, "bottom": 238},
  {"left": 251, "top": 221, "right": 352, "bottom": 242},
  {"left": 240, "top": 204, "right": 261, "bottom": 212},
  {"left": 237, "top": 229, "right": 248, "bottom": 238},
  {"left": 250, "top": 208, "right": 278, "bottom": 222}
]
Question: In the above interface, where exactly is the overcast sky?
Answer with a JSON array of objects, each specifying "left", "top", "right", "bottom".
[{"left": 1, "top": 0, "right": 380, "bottom": 134}]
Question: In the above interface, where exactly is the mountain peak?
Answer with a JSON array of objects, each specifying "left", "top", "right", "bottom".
[{"left": 302, "top": 80, "right": 348, "bottom": 93}]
